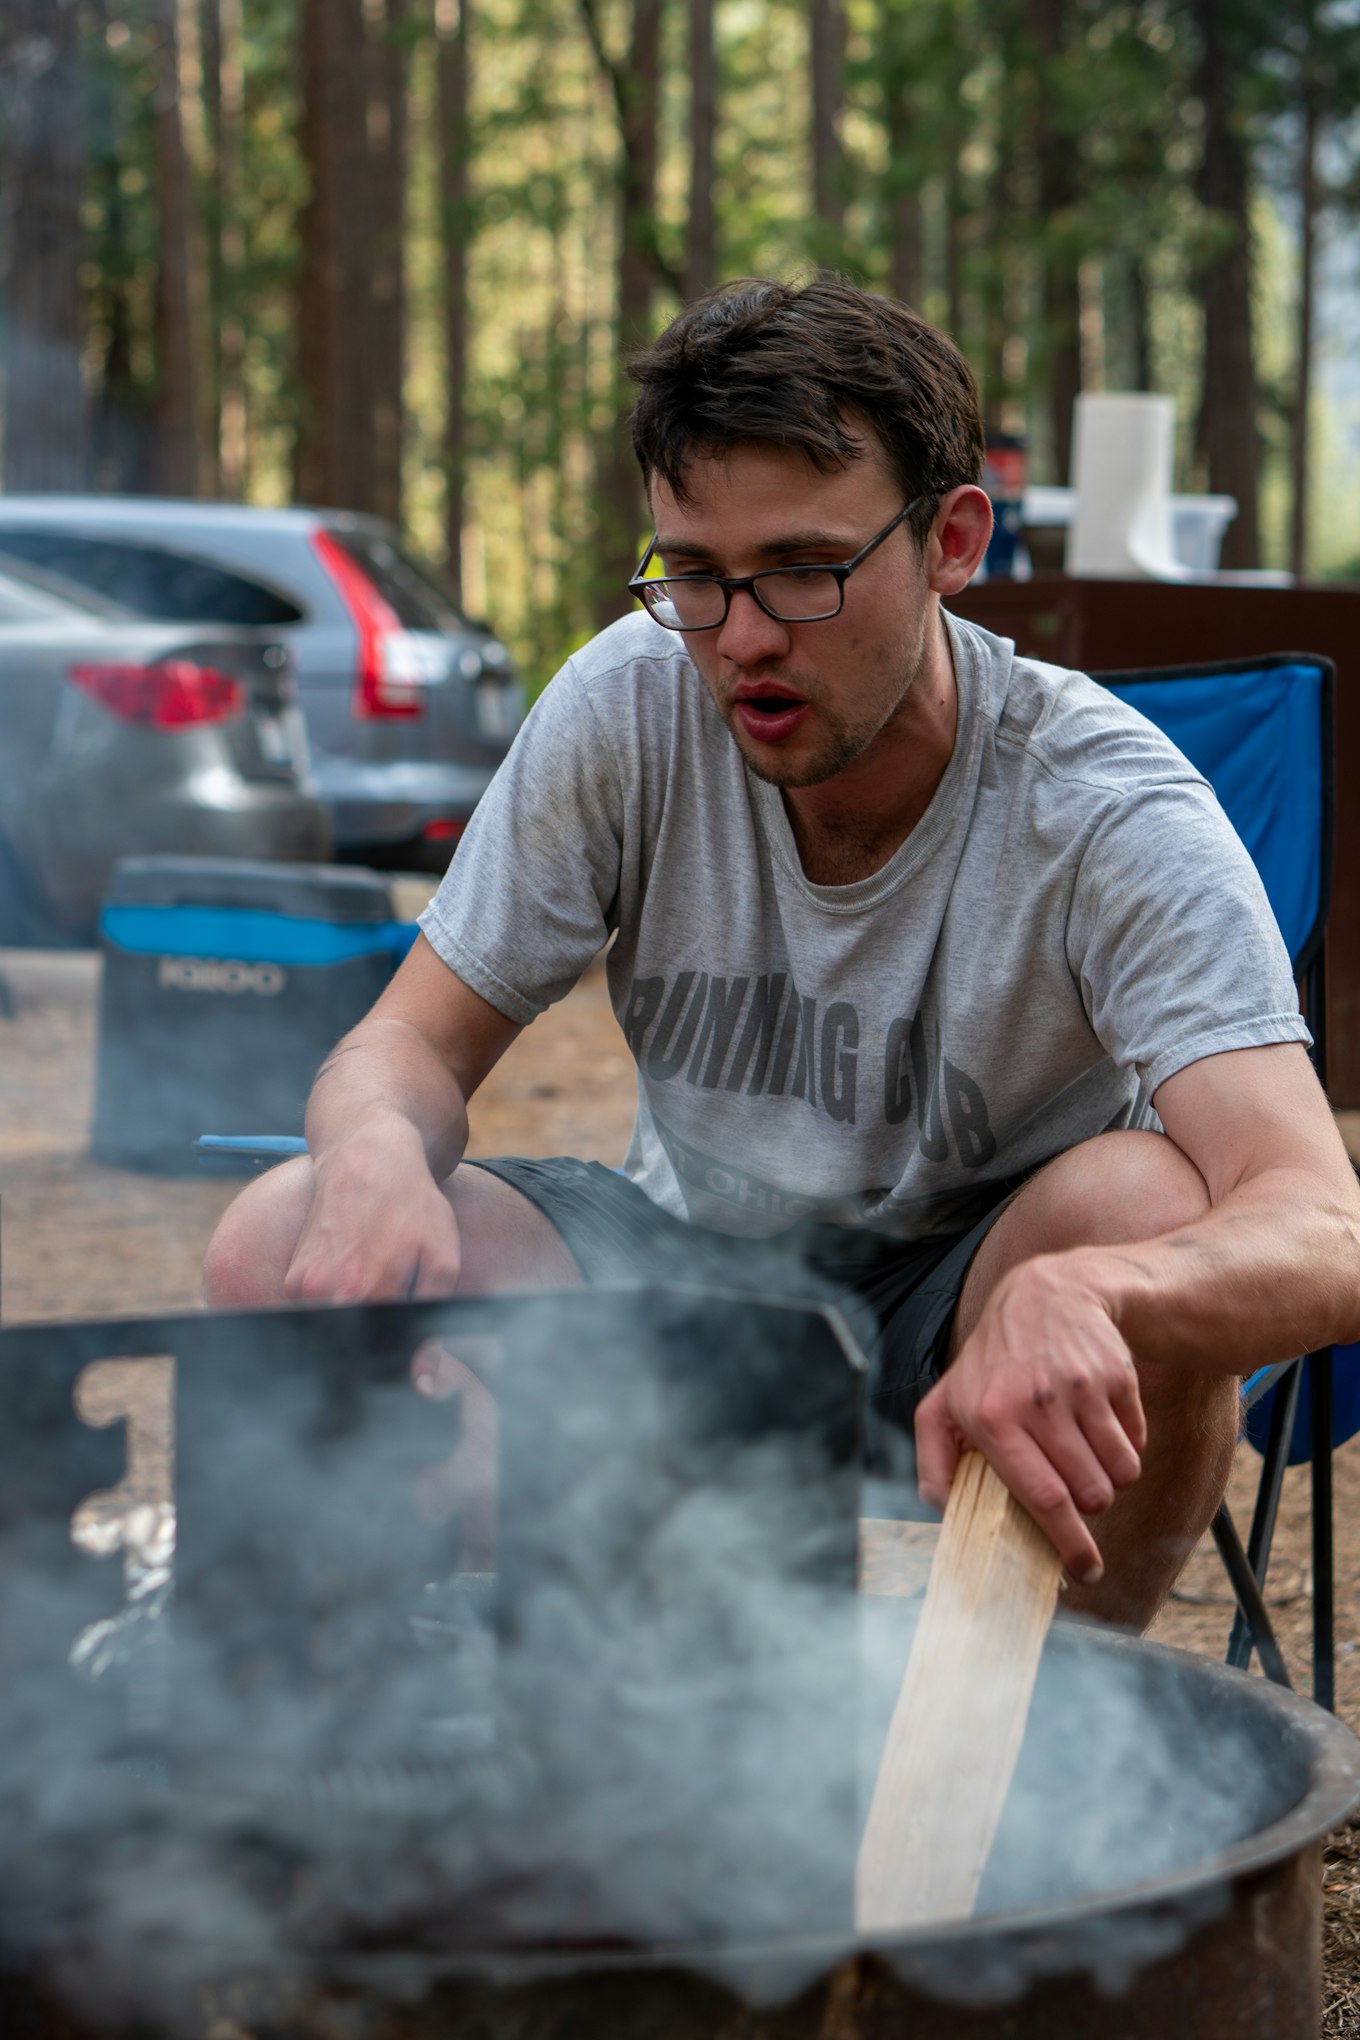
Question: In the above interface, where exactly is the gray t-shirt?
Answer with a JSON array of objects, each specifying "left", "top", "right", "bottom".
[{"left": 420, "top": 610, "right": 1308, "bottom": 1241}]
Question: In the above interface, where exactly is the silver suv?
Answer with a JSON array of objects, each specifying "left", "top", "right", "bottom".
[
  {"left": 0, "top": 500, "right": 524, "bottom": 869},
  {"left": 0, "top": 557, "right": 327, "bottom": 942}
]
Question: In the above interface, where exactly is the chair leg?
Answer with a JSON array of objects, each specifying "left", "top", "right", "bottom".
[
  {"left": 1226, "top": 1361, "right": 1302, "bottom": 1670},
  {"left": 1211, "top": 1506, "right": 1294, "bottom": 1690},
  {"left": 1311, "top": 1349, "right": 1335, "bottom": 1712}
]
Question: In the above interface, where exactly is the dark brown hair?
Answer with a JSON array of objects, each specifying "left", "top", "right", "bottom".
[{"left": 628, "top": 276, "right": 985, "bottom": 547}]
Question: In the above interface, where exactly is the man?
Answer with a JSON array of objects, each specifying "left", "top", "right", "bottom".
[{"left": 205, "top": 276, "right": 1360, "bottom": 1629}]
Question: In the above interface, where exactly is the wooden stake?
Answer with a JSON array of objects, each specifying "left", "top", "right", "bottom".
[{"left": 855, "top": 1451, "right": 1063, "bottom": 1933}]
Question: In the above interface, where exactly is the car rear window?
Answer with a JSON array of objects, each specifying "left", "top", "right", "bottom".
[
  {"left": 0, "top": 531, "right": 304, "bottom": 627},
  {"left": 326, "top": 530, "right": 465, "bottom": 632},
  {"left": 0, "top": 556, "right": 129, "bottom": 619},
  {"left": 0, "top": 580, "right": 56, "bottom": 622}
]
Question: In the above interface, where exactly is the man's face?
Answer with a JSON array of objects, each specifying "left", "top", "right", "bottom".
[{"left": 647, "top": 438, "right": 935, "bottom": 791}]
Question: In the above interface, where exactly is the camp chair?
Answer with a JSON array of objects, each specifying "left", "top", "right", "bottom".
[{"left": 1096, "top": 652, "right": 1343, "bottom": 1707}]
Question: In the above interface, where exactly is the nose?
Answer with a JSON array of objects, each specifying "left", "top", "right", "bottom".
[{"left": 713, "top": 586, "right": 792, "bottom": 667}]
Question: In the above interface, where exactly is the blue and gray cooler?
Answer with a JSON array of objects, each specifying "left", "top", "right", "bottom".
[{"left": 92, "top": 856, "right": 418, "bottom": 1171}]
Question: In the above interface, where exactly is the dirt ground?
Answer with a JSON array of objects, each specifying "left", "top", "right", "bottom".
[{"left": 2, "top": 931, "right": 1360, "bottom": 2029}]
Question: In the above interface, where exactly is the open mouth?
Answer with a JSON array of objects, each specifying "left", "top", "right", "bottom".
[{"left": 732, "top": 690, "right": 812, "bottom": 743}]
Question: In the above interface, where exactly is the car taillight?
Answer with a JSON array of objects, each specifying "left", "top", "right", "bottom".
[
  {"left": 311, "top": 529, "right": 424, "bottom": 719},
  {"left": 69, "top": 659, "right": 246, "bottom": 727}
]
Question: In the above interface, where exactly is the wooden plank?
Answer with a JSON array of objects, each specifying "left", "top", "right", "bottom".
[
  {"left": 856, "top": 1517, "right": 937, "bottom": 1598},
  {"left": 855, "top": 1451, "right": 1063, "bottom": 1932}
]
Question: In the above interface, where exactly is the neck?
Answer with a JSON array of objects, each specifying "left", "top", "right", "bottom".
[{"left": 783, "top": 611, "right": 959, "bottom": 885}]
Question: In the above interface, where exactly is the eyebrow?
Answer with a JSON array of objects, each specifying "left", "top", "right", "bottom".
[{"left": 654, "top": 528, "right": 854, "bottom": 563}]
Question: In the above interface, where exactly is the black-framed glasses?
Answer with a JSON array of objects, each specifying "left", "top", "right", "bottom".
[{"left": 628, "top": 493, "right": 934, "bottom": 632}]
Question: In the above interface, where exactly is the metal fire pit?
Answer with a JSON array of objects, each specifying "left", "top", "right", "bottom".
[
  {"left": 7, "top": 1628, "right": 1354, "bottom": 2040},
  {"left": 0, "top": 1294, "right": 1356, "bottom": 2038}
]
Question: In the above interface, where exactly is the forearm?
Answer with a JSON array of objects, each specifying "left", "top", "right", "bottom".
[
  {"left": 1067, "top": 1166, "right": 1360, "bottom": 1372},
  {"left": 304, "top": 1015, "right": 471, "bottom": 1184}
]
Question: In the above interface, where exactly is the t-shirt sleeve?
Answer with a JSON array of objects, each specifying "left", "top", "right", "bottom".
[
  {"left": 1066, "top": 779, "right": 1311, "bottom": 1097},
  {"left": 417, "top": 660, "right": 626, "bottom": 1024}
]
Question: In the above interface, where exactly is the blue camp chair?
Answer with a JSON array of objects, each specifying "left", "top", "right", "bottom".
[{"left": 1097, "top": 651, "right": 1345, "bottom": 1707}]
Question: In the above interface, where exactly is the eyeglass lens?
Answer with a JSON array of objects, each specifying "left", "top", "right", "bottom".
[{"left": 643, "top": 568, "right": 842, "bottom": 630}]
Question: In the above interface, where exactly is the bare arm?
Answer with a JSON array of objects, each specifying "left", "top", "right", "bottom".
[
  {"left": 285, "top": 934, "right": 523, "bottom": 1303},
  {"left": 915, "top": 1043, "right": 1360, "bottom": 1577},
  {"left": 1078, "top": 1044, "right": 1360, "bottom": 1368}
]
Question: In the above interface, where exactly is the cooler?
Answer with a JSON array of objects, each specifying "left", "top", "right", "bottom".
[{"left": 92, "top": 856, "right": 418, "bottom": 1171}]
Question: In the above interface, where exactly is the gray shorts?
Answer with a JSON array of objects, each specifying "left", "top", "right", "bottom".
[{"left": 468, "top": 1155, "right": 1018, "bottom": 1434}]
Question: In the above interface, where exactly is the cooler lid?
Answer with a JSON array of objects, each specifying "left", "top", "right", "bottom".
[{"left": 101, "top": 856, "right": 397, "bottom": 924}]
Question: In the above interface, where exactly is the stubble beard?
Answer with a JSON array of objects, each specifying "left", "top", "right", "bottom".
[
  {"left": 733, "top": 704, "right": 879, "bottom": 789},
  {"left": 723, "top": 612, "right": 932, "bottom": 791}
]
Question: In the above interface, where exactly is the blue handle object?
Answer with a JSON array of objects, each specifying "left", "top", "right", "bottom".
[
  {"left": 102, "top": 905, "right": 420, "bottom": 968},
  {"left": 196, "top": 1135, "right": 309, "bottom": 1157}
]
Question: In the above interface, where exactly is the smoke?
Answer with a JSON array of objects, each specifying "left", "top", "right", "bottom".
[
  {"left": 0, "top": 1288, "right": 863, "bottom": 2021},
  {"left": 0, "top": 1285, "right": 1347, "bottom": 2033}
]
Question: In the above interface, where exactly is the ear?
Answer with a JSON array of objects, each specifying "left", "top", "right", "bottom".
[{"left": 926, "top": 486, "right": 993, "bottom": 596}]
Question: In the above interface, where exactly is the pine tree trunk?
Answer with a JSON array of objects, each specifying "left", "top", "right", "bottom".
[
  {"left": 580, "top": 0, "right": 667, "bottom": 630},
  {"left": 1041, "top": 274, "right": 1081, "bottom": 485},
  {"left": 206, "top": 0, "right": 248, "bottom": 497},
  {"left": 685, "top": 0, "right": 716, "bottom": 300},
  {"left": 369, "top": 0, "right": 410, "bottom": 528},
  {"left": 175, "top": 0, "right": 215, "bottom": 488},
  {"left": 810, "top": 0, "right": 845, "bottom": 247},
  {"left": 1, "top": 0, "right": 88, "bottom": 490},
  {"left": 980, "top": 156, "right": 1011, "bottom": 432},
  {"left": 149, "top": 0, "right": 201, "bottom": 495},
  {"left": 295, "top": 0, "right": 375, "bottom": 511},
  {"left": 202, "top": 0, "right": 251, "bottom": 495},
  {"left": 201, "top": 0, "right": 224, "bottom": 483},
  {"left": 437, "top": 0, "right": 471, "bottom": 603},
  {"left": 93, "top": 194, "right": 151, "bottom": 492},
  {"left": 1290, "top": 32, "right": 1319, "bottom": 581},
  {"left": 889, "top": 184, "right": 924, "bottom": 310},
  {"left": 944, "top": 140, "right": 964, "bottom": 339},
  {"left": 1128, "top": 255, "right": 1154, "bottom": 394},
  {"left": 1028, "top": 0, "right": 1080, "bottom": 484},
  {"left": 1192, "top": 0, "right": 1259, "bottom": 568},
  {"left": 294, "top": 0, "right": 332, "bottom": 506},
  {"left": 882, "top": 0, "right": 924, "bottom": 310},
  {"left": 617, "top": 0, "right": 663, "bottom": 349},
  {"left": 87, "top": 0, "right": 155, "bottom": 491},
  {"left": 886, "top": 70, "right": 925, "bottom": 312}
]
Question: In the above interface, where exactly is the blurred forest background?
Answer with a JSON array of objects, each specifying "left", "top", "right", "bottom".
[{"left": 2, "top": 0, "right": 1359, "bottom": 689}]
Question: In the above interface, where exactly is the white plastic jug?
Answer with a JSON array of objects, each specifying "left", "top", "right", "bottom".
[{"left": 1064, "top": 392, "right": 1185, "bottom": 580}]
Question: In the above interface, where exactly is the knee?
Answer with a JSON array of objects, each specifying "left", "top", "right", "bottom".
[
  {"left": 202, "top": 1156, "right": 314, "bottom": 1308},
  {"left": 201, "top": 1190, "right": 269, "bottom": 1308},
  {"left": 201, "top": 1211, "right": 255, "bottom": 1308},
  {"left": 1016, "top": 1130, "right": 1210, "bottom": 1258},
  {"left": 955, "top": 1131, "right": 1214, "bottom": 1353}
]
